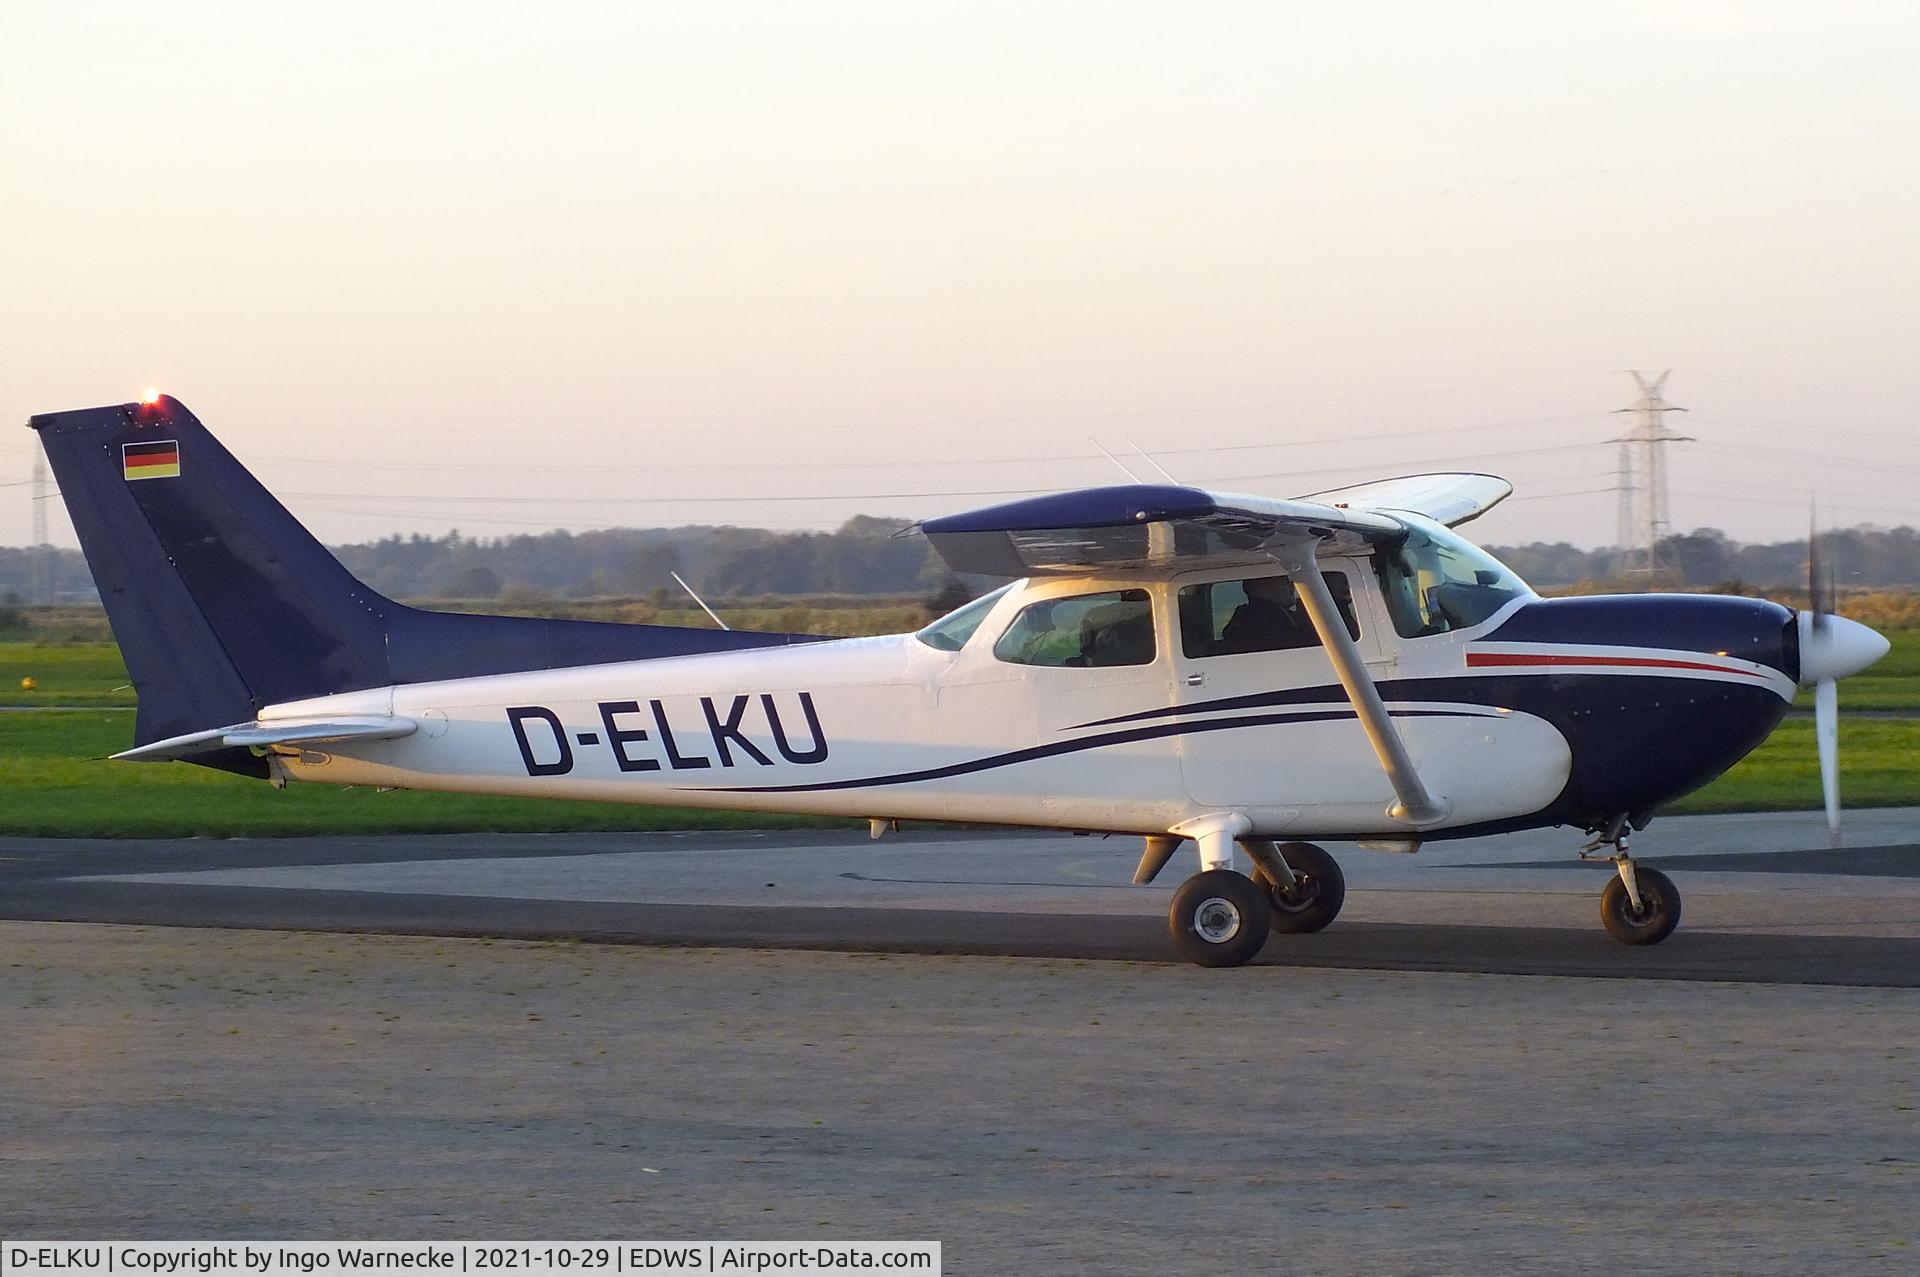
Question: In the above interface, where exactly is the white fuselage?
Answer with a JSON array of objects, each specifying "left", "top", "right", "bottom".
[{"left": 258, "top": 557, "right": 1616, "bottom": 840}]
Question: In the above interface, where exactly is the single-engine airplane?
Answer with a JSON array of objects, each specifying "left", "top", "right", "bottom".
[{"left": 30, "top": 395, "right": 1891, "bottom": 966}]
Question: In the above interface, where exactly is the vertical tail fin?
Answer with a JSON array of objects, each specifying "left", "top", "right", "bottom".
[
  {"left": 32, "top": 396, "right": 392, "bottom": 767},
  {"left": 30, "top": 395, "right": 814, "bottom": 765}
]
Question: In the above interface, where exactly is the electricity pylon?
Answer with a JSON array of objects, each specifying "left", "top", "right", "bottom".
[
  {"left": 1613, "top": 370, "right": 1692, "bottom": 573},
  {"left": 30, "top": 441, "right": 50, "bottom": 603}
]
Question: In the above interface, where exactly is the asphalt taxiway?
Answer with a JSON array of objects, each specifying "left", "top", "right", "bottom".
[
  {"left": 5, "top": 807, "right": 1920, "bottom": 984},
  {"left": 8, "top": 812, "right": 1920, "bottom": 1265}
]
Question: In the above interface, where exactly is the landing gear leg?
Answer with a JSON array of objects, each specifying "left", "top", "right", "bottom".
[
  {"left": 1243, "top": 839, "right": 1347, "bottom": 934},
  {"left": 1165, "top": 814, "right": 1270, "bottom": 968},
  {"left": 1582, "top": 815, "right": 1682, "bottom": 946}
]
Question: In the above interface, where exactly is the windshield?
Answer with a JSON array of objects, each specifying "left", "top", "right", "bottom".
[
  {"left": 914, "top": 584, "right": 1013, "bottom": 651},
  {"left": 1374, "top": 516, "right": 1531, "bottom": 637}
]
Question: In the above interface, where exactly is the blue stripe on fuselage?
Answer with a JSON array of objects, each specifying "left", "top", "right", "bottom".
[{"left": 681, "top": 707, "right": 1483, "bottom": 795}]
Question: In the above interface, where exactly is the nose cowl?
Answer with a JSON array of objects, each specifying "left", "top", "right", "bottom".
[{"left": 1797, "top": 612, "right": 1891, "bottom": 686}]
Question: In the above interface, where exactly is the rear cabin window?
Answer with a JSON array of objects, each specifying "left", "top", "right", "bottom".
[
  {"left": 993, "top": 589, "right": 1156, "bottom": 668},
  {"left": 1178, "top": 573, "right": 1359, "bottom": 659}
]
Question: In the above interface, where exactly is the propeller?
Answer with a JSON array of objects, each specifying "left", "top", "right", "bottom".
[{"left": 1797, "top": 512, "right": 1890, "bottom": 846}]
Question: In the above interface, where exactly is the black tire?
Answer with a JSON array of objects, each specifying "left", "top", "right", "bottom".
[
  {"left": 1168, "top": 870, "right": 1272, "bottom": 968},
  {"left": 1251, "top": 842, "right": 1347, "bottom": 934},
  {"left": 1600, "top": 866, "right": 1681, "bottom": 945}
]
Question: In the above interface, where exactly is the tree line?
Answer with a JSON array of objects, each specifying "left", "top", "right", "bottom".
[{"left": 5, "top": 519, "right": 1918, "bottom": 604}]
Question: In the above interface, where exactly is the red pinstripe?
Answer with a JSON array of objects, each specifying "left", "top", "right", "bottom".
[{"left": 1465, "top": 652, "right": 1766, "bottom": 680}]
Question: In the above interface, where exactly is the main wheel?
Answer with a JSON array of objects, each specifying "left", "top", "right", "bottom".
[
  {"left": 1600, "top": 866, "right": 1681, "bottom": 945},
  {"left": 1168, "top": 869, "right": 1272, "bottom": 968},
  {"left": 1251, "top": 841, "right": 1347, "bottom": 934}
]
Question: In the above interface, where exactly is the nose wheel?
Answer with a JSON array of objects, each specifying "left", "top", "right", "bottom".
[
  {"left": 1584, "top": 818, "right": 1682, "bottom": 946},
  {"left": 1600, "top": 865, "right": 1681, "bottom": 945}
]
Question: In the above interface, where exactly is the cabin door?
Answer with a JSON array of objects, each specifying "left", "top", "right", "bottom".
[
  {"left": 1169, "top": 559, "right": 1400, "bottom": 812},
  {"left": 974, "top": 581, "right": 1184, "bottom": 825}
]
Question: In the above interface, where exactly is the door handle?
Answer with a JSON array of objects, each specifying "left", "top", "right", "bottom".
[{"left": 1185, "top": 672, "right": 1205, "bottom": 687}]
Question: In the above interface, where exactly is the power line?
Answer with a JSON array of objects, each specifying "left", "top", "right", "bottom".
[
  {"left": 271, "top": 440, "right": 1612, "bottom": 512},
  {"left": 1679, "top": 374, "right": 1920, "bottom": 412},
  {"left": 279, "top": 485, "right": 1069, "bottom": 506},
  {"left": 1671, "top": 487, "right": 1919, "bottom": 520},
  {"left": 1690, "top": 439, "right": 1920, "bottom": 476},
  {"left": 1685, "top": 410, "right": 1920, "bottom": 448},
  {"left": 1507, "top": 485, "right": 1621, "bottom": 504},
  {"left": 238, "top": 412, "right": 1618, "bottom": 477}
]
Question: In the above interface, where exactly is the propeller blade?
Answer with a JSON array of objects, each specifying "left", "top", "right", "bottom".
[
  {"left": 1808, "top": 505, "right": 1835, "bottom": 628},
  {"left": 1815, "top": 677, "right": 1841, "bottom": 847}
]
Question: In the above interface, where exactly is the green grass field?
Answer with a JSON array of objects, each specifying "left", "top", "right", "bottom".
[
  {"left": 2, "top": 704, "right": 1915, "bottom": 838},
  {"left": 0, "top": 644, "right": 134, "bottom": 706},
  {"left": 1666, "top": 718, "right": 1920, "bottom": 815},
  {"left": 3, "top": 627, "right": 1916, "bottom": 837},
  {"left": 0, "top": 712, "right": 844, "bottom": 838}
]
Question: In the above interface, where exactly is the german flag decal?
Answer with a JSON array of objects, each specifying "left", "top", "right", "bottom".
[{"left": 123, "top": 439, "right": 181, "bottom": 481}]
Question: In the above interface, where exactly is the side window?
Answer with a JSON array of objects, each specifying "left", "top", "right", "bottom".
[
  {"left": 994, "top": 589, "right": 1156, "bottom": 668},
  {"left": 1178, "top": 573, "right": 1358, "bottom": 659}
]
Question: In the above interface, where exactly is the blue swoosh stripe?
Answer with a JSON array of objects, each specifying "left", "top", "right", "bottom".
[
  {"left": 1066, "top": 661, "right": 1752, "bottom": 731},
  {"left": 682, "top": 707, "right": 1479, "bottom": 795},
  {"left": 1072, "top": 683, "right": 1353, "bottom": 730}
]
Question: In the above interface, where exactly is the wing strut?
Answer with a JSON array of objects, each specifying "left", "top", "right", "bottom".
[{"left": 1278, "top": 540, "right": 1450, "bottom": 827}]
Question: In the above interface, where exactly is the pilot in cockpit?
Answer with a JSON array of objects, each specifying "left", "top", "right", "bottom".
[{"left": 1221, "top": 574, "right": 1313, "bottom": 653}]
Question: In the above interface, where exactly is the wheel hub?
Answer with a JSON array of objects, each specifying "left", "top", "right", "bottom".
[
  {"left": 1274, "top": 874, "right": 1319, "bottom": 912},
  {"left": 1193, "top": 897, "right": 1242, "bottom": 943}
]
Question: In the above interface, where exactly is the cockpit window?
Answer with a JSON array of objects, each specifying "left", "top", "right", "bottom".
[
  {"left": 1373, "top": 516, "right": 1530, "bottom": 637},
  {"left": 914, "top": 584, "right": 1012, "bottom": 652},
  {"left": 994, "top": 588, "right": 1156, "bottom": 668}
]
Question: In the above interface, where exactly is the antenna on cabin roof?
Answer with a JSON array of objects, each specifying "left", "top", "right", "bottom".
[
  {"left": 1090, "top": 438, "right": 1144, "bottom": 483},
  {"left": 669, "top": 571, "right": 730, "bottom": 631},
  {"left": 1124, "top": 437, "right": 1180, "bottom": 484}
]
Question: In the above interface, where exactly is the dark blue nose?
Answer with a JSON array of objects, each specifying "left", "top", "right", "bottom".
[{"left": 1482, "top": 593, "right": 1797, "bottom": 825}]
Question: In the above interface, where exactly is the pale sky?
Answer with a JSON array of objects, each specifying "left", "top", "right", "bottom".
[{"left": 4, "top": 1, "right": 1917, "bottom": 553}]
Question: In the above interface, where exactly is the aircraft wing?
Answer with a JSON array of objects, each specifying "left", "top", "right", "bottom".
[
  {"left": 919, "top": 483, "right": 1404, "bottom": 577},
  {"left": 1296, "top": 472, "right": 1512, "bottom": 529},
  {"left": 113, "top": 716, "right": 418, "bottom": 762}
]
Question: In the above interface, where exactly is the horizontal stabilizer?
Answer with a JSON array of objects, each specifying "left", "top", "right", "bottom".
[{"left": 113, "top": 716, "right": 418, "bottom": 762}]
